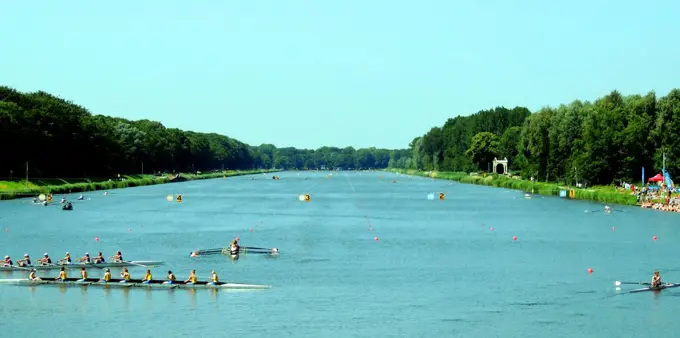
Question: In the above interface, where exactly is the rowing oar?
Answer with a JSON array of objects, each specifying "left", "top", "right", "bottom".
[
  {"left": 243, "top": 246, "right": 273, "bottom": 251},
  {"left": 615, "top": 281, "right": 651, "bottom": 286},
  {"left": 124, "top": 261, "right": 148, "bottom": 268}
]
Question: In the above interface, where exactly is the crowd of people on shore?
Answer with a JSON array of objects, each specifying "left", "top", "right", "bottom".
[{"left": 632, "top": 183, "right": 680, "bottom": 212}]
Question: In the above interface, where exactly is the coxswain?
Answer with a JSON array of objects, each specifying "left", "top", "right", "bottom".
[
  {"left": 143, "top": 270, "right": 153, "bottom": 284},
  {"left": 2, "top": 255, "right": 13, "bottom": 267},
  {"left": 78, "top": 252, "right": 91, "bottom": 264},
  {"left": 604, "top": 205, "right": 612, "bottom": 213},
  {"left": 164, "top": 271, "right": 176, "bottom": 284},
  {"left": 56, "top": 267, "right": 67, "bottom": 281},
  {"left": 110, "top": 251, "right": 123, "bottom": 263},
  {"left": 17, "top": 254, "right": 32, "bottom": 267},
  {"left": 77, "top": 267, "right": 88, "bottom": 282},
  {"left": 28, "top": 269, "right": 41, "bottom": 281},
  {"left": 652, "top": 271, "right": 662, "bottom": 288},
  {"left": 209, "top": 270, "right": 219, "bottom": 285},
  {"left": 60, "top": 198, "right": 66, "bottom": 204},
  {"left": 37, "top": 253, "right": 52, "bottom": 266},
  {"left": 100, "top": 268, "right": 112, "bottom": 283},
  {"left": 120, "top": 268, "right": 131, "bottom": 283},
  {"left": 184, "top": 269, "right": 198, "bottom": 284},
  {"left": 93, "top": 252, "right": 105, "bottom": 264},
  {"left": 59, "top": 252, "right": 72, "bottom": 265}
]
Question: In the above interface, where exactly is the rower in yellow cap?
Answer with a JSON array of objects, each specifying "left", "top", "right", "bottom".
[
  {"left": 184, "top": 270, "right": 197, "bottom": 284},
  {"left": 143, "top": 270, "right": 152, "bottom": 284},
  {"left": 209, "top": 271, "right": 219, "bottom": 285}
]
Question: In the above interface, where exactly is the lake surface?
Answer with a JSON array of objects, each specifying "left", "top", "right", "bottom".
[{"left": 1, "top": 171, "right": 680, "bottom": 337}]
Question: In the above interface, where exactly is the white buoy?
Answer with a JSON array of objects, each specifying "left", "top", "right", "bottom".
[
  {"left": 427, "top": 193, "right": 435, "bottom": 200},
  {"left": 38, "top": 194, "right": 46, "bottom": 201},
  {"left": 166, "top": 195, "right": 173, "bottom": 202}
]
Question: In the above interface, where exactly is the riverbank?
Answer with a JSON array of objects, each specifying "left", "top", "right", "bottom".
[
  {"left": 0, "top": 169, "right": 280, "bottom": 201},
  {"left": 390, "top": 169, "right": 639, "bottom": 206}
]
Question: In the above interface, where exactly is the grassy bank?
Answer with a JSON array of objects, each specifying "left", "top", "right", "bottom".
[
  {"left": 0, "top": 169, "right": 281, "bottom": 201},
  {"left": 390, "top": 169, "right": 639, "bottom": 206}
]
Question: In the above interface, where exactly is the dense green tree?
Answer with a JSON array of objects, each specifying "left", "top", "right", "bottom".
[
  {"left": 0, "top": 86, "right": 406, "bottom": 179},
  {"left": 399, "top": 88, "right": 680, "bottom": 185},
  {"left": 466, "top": 132, "right": 500, "bottom": 170}
]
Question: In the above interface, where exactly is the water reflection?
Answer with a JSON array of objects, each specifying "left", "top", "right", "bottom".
[{"left": 190, "top": 289, "right": 198, "bottom": 309}]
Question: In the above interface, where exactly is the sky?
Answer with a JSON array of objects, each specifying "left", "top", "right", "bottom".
[{"left": 1, "top": 0, "right": 679, "bottom": 150}]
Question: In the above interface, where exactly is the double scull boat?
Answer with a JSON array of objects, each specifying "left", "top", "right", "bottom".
[
  {"left": 0, "top": 261, "right": 164, "bottom": 272},
  {"left": 0, "top": 278, "right": 271, "bottom": 290}
]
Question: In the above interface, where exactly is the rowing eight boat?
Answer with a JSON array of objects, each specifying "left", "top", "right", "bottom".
[
  {"left": 0, "top": 278, "right": 271, "bottom": 290},
  {"left": 0, "top": 261, "right": 164, "bottom": 272}
]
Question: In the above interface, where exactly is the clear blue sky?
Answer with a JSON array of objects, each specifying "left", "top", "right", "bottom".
[{"left": 2, "top": 0, "right": 678, "bottom": 150}]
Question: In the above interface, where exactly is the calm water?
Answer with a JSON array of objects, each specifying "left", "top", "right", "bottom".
[{"left": 1, "top": 171, "right": 680, "bottom": 337}]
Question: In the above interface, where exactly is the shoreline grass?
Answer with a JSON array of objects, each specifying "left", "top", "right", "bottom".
[
  {"left": 0, "top": 169, "right": 281, "bottom": 201},
  {"left": 390, "top": 169, "right": 639, "bottom": 206}
]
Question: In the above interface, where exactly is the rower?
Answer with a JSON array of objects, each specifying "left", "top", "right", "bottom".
[
  {"left": 120, "top": 267, "right": 131, "bottom": 283},
  {"left": 38, "top": 253, "right": 52, "bottom": 266},
  {"left": 209, "top": 270, "right": 219, "bottom": 285},
  {"left": 143, "top": 270, "right": 153, "bottom": 284},
  {"left": 184, "top": 269, "right": 197, "bottom": 284},
  {"left": 28, "top": 269, "right": 41, "bottom": 281},
  {"left": 93, "top": 252, "right": 105, "bottom": 264},
  {"left": 229, "top": 240, "right": 240, "bottom": 255},
  {"left": 56, "top": 267, "right": 67, "bottom": 281},
  {"left": 17, "top": 254, "right": 32, "bottom": 267},
  {"left": 77, "top": 267, "right": 88, "bottom": 282},
  {"left": 77, "top": 195, "right": 84, "bottom": 200},
  {"left": 2, "top": 255, "right": 13, "bottom": 267},
  {"left": 78, "top": 253, "right": 91, "bottom": 264},
  {"left": 100, "top": 268, "right": 112, "bottom": 283},
  {"left": 163, "top": 271, "right": 176, "bottom": 284},
  {"left": 110, "top": 251, "right": 124, "bottom": 263},
  {"left": 652, "top": 271, "right": 662, "bottom": 288},
  {"left": 58, "top": 252, "right": 72, "bottom": 265}
]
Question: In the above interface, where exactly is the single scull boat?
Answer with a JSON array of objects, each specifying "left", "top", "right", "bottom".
[
  {"left": 615, "top": 280, "right": 680, "bottom": 294},
  {"left": 0, "top": 278, "right": 271, "bottom": 290}
]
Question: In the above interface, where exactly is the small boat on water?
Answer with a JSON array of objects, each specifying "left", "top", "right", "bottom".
[
  {"left": 626, "top": 283, "right": 680, "bottom": 294},
  {"left": 0, "top": 261, "right": 164, "bottom": 272},
  {"left": 0, "top": 278, "right": 271, "bottom": 290},
  {"left": 615, "top": 280, "right": 680, "bottom": 294},
  {"left": 190, "top": 247, "right": 279, "bottom": 258}
]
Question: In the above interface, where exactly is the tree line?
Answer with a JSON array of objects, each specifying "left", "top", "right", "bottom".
[
  {"left": 0, "top": 86, "right": 406, "bottom": 179},
  {"left": 396, "top": 89, "right": 680, "bottom": 186}
]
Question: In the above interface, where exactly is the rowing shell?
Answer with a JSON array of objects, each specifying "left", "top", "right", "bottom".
[
  {"left": 0, "top": 278, "right": 272, "bottom": 290},
  {"left": 0, "top": 261, "right": 164, "bottom": 272},
  {"left": 626, "top": 283, "right": 680, "bottom": 294}
]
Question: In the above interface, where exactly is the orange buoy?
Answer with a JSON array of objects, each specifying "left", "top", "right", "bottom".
[
  {"left": 512, "top": 236, "right": 517, "bottom": 241},
  {"left": 587, "top": 268, "right": 593, "bottom": 274},
  {"left": 653, "top": 235, "right": 658, "bottom": 241},
  {"left": 374, "top": 237, "right": 379, "bottom": 241}
]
